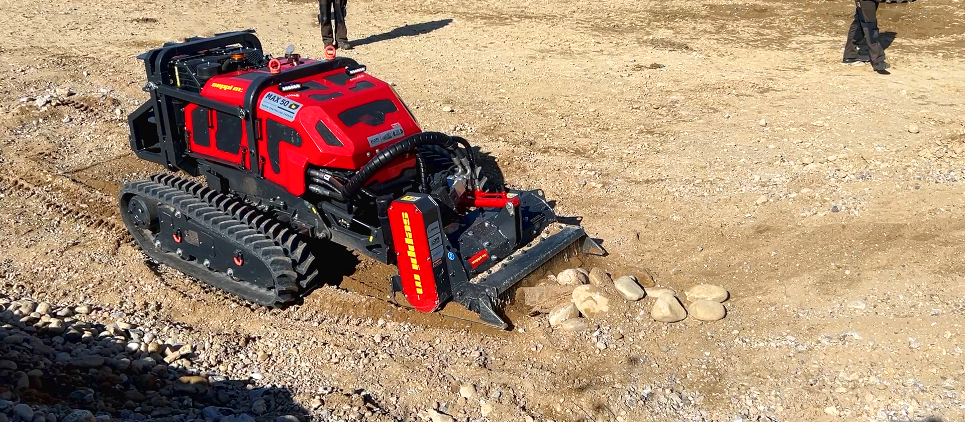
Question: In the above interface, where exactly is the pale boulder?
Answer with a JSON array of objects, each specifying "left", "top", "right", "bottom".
[
  {"left": 684, "top": 284, "right": 729, "bottom": 302},
  {"left": 644, "top": 286, "right": 676, "bottom": 299},
  {"left": 651, "top": 294, "right": 687, "bottom": 323},
  {"left": 572, "top": 285, "right": 611, "bottom": 317},
  {"left": 689, "top": 300, "right": 726, "bottom": 321},
  {"left": 614, "top": 276, "right": 645, "bottom": 301},
  {"left": 588, "top": 268, "right": 611, "bottom": 287},
  {"left": 548, "top": 303, "right": 580, "bottom": 327},
  {"left": 557, "top": 269, "right": 589, "bottom": 286}
]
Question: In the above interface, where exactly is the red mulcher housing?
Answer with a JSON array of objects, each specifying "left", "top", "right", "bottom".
[{"left": 120, "top": 30, "right": 603, "bottom": 328}]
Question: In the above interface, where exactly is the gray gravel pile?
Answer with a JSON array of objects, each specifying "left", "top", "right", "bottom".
[{"left": 0, "top": 294, "right": 320, "bottom": 422}]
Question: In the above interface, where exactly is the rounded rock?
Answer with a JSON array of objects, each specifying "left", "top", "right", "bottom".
[
  {"left": 459, "top": 384, "right": 475, "bottom": 399},
  {"left": 644, "top": 286, "right": 676, "bottom": 299},
  {"left": 427, "top": 409, "right": 455, "bottom": 422},
  {"left": 651, "top": 295, "right": 687, "bottom": 323},
  {"left": 13, "top": 404, "right": 34, "bottom": 422},
  {"left": 547, "top": 302, "right": 580, "bottom": 327},
  {"left": 73, "top": 305, "right": 91, "bottom": 315},
  {"left": 571, "top": 285, "right": 611, "bottom": 317},
  {"left": 19, "top": 301, "right": 37, "bottom": 314},
  {"left": 251, "top": 399, "right": 267, "bottom": 415},
  {"left": 689, "top": 300, "right": 726, "bottom": 321},
  {"left": 61, "top": 410, "right": 94, "bottom": 422},
  {"left": 46, "top": 319, "right": 66, "bottom": 335},
  {"left": 69, "top": 355, "right": 105, "bottom": 368},
  {"left": 36, "top": 302, "right": 52, "bottom": 315},
  {"left": 560, "top": 318, "right": 590, "bottom": 332},
  {"left": 684, "top": 284, "right": 729, "bottom": 303},
  {"left": 587, "top": 268, "right": 611, "bottom": 287},
  {"left": 557, "top": 269, "right": 589, "bottom": 286},
  {"left": 908, "top": 124, "right": 920, "bottom": 134},
  {"left": 614, "top": 276, "right": 645, "bottom": 301}
]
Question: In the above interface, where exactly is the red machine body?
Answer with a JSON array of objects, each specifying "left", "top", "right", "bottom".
[
  {"left": 123, "top": 31, "right": 604, "bottom": 329},
  {"left": 183, "top": 58, "right": 421, "bottom": 196}
]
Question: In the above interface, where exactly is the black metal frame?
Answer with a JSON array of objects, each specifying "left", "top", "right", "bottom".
[{"left": 131, "top": 30, "right": 360, "bottom": 177}]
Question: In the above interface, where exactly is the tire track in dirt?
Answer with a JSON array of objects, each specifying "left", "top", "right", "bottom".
[{"left": 0, "top": 168, "right": 126, "bottom": 238}]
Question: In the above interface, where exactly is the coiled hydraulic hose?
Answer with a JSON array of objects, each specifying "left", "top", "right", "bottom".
[{"left": 339, "top": 131, "right": 466, "bottom": 200}]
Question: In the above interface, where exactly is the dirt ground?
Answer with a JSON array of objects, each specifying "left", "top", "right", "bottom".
[{"left": 1, "top": 0, "right": 964, "bottom": 420}]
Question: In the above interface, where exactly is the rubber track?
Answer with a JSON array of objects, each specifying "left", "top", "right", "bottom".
[
  {"left": 149, "top": 174, "right": 320, "bottom": 288},
  {"left": 121, "top": 179, "right": 298, "bottom": 307}
]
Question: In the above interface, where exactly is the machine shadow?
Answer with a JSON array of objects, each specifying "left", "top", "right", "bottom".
[
  {"left": 0, "top": 312, "right": 310, "bottom": 422},
  {"left": 471, "top": 146, "right": 506, "bottom": 190},
  {"left": 350, "top": 19, "right": 453, "bottom": 48},
  {"left": 300, "top": 237, "right": 362, "bottom": 294}
]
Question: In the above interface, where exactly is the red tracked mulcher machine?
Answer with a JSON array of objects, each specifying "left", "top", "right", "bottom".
[{"left": 120, "top": 30, "right": 604, "bottom": 328}]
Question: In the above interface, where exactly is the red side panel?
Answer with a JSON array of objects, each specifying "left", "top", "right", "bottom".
[
  {"left": 184, "top": 103, "right": 248, "bottom": 168},
  {"left": 387, "top": 198, "right": 441, "bottom": 313}
]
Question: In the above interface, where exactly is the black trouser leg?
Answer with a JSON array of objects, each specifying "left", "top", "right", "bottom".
[
  {"left": 843, "top": 7, "right": 864, "bottom": 60},
  {"left": 333, "top": 0, "right": 348, "bottom": 45},
  {"left": 857, "top": 0, "right": 886, "bottom": 69},
  {"left": 319, "top": 0, "right": 334, "bottom": 46}
]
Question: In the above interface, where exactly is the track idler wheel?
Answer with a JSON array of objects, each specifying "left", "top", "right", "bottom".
[{"left": 126, "top": 196, "right": 158, "bottom": 231}]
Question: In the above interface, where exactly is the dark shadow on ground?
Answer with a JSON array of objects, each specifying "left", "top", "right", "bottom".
[
  {"left": 351, "top": 19, "right": 453, "bottom": 47},
  {"left": 471, "top": 146, "right": 506, "bottom": 192},
  {"left": 0, "top": 304, "right": 309, "bottom": 422},
  {"left": 300, "top": 237, "right": 361, "bottom": 295},
  {"left": 880, "top": 31, "right": 897, "bottom": 50}
]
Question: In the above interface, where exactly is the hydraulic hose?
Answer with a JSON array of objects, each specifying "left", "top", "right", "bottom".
[{"left": 341, "top": 131, "right": 462, "bottom": 200}]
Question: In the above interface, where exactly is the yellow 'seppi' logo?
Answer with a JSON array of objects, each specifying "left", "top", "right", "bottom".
[
  {"left": 211, "top": 82, "right": 243, "bottom": 92},
  {"left": 401, "top": 212, "right": 424, "bottom": 295}
]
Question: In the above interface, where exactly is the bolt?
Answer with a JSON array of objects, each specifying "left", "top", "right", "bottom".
[
  {"left": 154, "top": 240, "right": 161, "bottom": 248},
  {"left": 174, "top": 211, "right": 182, "bottom": 219},
  {"left": 227, "top": 269, "right": 234, "bottom": 278},
  {"left": 203, "top": 259, "right": 211, "bottom": 268},
  {"left": 176, "top": 248, "right": 184, "bottom": 258}
]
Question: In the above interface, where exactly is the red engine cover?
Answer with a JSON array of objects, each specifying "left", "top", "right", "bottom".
[{"left": 187, "top": 58, "right": 422, "bottom": 197}]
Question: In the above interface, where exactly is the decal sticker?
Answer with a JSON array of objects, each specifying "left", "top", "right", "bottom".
[
  {"left": 426, "top": 221, "right": 444, "bottom": 261},
  {"left": 399, "top": 195, "right": 418, "bottom": 202},
  {"left": 259, "top": 92, "right": 303, "bottom": 122},
  {"left": 447, "top": 251, "right": 456, "bottom": 261},
  {"left": 469, "top": 249, "right": 490, "bottom": 269},
  {"left": 211, "top": 82, "right": 243, "bottom": 92},
  {"left": 367, "top": 123, "right": 405, "bottom": 148}
]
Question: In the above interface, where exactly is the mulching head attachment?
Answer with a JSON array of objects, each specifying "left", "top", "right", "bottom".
[{"left": 387, "top": 189, "right": 605, "bottom": 329}]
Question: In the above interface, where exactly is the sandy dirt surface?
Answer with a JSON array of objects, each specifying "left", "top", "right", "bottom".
[{"left": 1, "top": 0, "right": 965, "bottom": 421}]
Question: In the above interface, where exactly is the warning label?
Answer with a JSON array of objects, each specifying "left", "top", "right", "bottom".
[
  {"left": 259, "top": 92, "right": 303, "bottom": 122},
  {"left": 367, "top": 123, "right": 405, "bottom": 148}
]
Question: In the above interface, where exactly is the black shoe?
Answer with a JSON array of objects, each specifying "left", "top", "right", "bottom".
[
  {"left": 338, "top": 41, "right": 353, "bottom": 50},
  {"left": 873, "top": 61, "right": 891, "bottom": 74},
  {"left": 843, "top": 55, "right": 871, "bottom": 64}
]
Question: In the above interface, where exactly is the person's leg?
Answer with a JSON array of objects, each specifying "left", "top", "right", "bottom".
[
  {"left": 858, "top": 0, "right": 888, "bottom": 71},
  {"left": 334, "top": 0, "right": 350, "bottom": 49},
  {"left": 319, "top": 0, "right": 334, "bottom": 47},
  {"left": 843, "top": 3, "right": 865, "bottom": 62}
]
